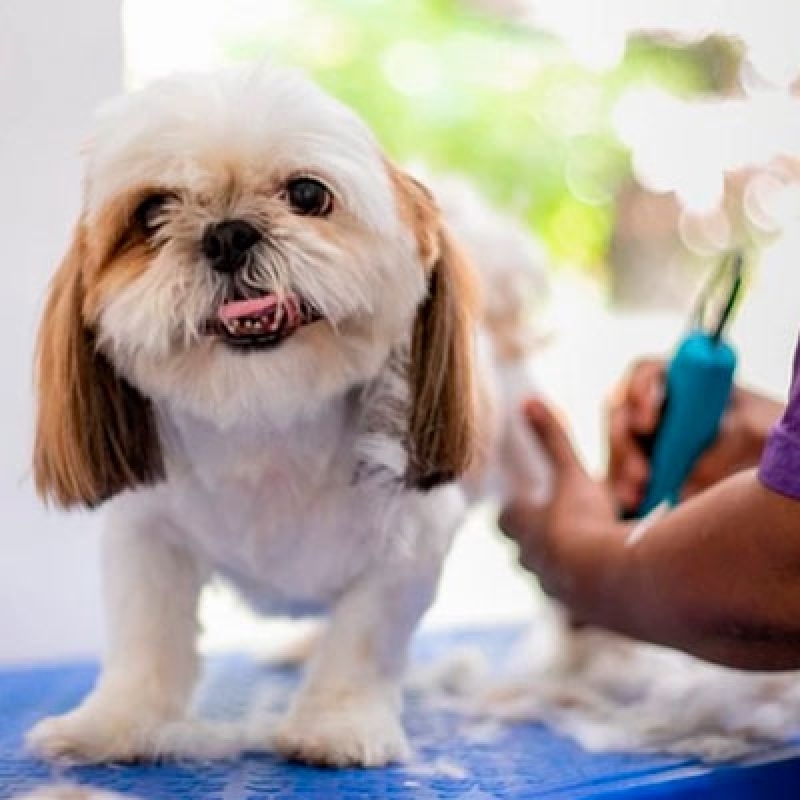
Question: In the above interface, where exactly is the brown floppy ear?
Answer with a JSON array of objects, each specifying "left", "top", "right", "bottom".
[
  {"left": 392, "top": 169, "right": 480, "bottom": 490},
  {"left": 33, "top": 222, "right": 164, "bottom": 509}
]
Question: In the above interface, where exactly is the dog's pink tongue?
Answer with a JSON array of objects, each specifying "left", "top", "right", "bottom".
[{"left": 218, "top": 295, "right": 280, "bottom": 321}]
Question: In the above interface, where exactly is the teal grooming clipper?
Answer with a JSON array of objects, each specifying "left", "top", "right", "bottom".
[{"left": 636, "top": 253, "right": 746, "bottom": 517}]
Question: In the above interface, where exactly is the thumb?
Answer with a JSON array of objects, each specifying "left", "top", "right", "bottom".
[
  {"left": 523, "top": 399, "right": 586, "bottom": 476},
  {"left": 498, "top": 498, "right": 545, "bottom": 543}
]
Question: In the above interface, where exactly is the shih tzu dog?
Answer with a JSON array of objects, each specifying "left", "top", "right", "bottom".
[{"left": 28, "top": 65, "right": 548, "bottom": 768}]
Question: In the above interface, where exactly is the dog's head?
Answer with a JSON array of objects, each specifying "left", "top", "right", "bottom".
[{"left": 34, "top": 66, "right": 479, "bottom": 509}]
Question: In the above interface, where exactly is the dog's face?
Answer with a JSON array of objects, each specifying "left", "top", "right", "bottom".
[
  {"left": 34, "top": 67, "right": 478, "bottom": 509},
  {"left": 79, "top": 67, "right": 429, "bottom": 421}
]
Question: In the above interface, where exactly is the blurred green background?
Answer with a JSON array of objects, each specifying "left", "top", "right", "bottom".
[{"left": 222, "top": 0, "right": 727, "bottom": 275}]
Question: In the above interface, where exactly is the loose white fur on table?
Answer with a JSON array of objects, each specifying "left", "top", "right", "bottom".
[
  {"left": 27, "top": 65, "right": 549, "bottom": 769},
  {"left": 415, "top": 602, "right": 800, "bottom": 763}
]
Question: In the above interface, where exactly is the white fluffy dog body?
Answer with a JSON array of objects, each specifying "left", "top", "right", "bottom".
[{"left": 28, "top": 66, "right": 546, "bottom": 768}]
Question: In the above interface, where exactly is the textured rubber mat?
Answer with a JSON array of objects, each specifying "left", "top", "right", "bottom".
[{"left": 2, "top": 627, "right": 799, "bottom": 799}]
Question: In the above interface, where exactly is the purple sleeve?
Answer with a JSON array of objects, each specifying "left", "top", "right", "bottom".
[{"left": 758, "top": 336, "right": 800, "bottom": 500}]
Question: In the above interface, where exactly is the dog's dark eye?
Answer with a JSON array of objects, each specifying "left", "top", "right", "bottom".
[
  {"left": 134, "top": 193, "right": 172, "bottom": 234},
  {"left": 286, "top": 177, "right": 333, "bottom": 217}
]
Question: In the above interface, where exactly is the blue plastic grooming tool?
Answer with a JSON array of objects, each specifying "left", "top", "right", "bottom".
[{"left": 636, "top": 253, "right": 746, "bottom": 517}]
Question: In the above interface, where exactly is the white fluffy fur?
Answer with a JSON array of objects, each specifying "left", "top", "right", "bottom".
[{"left": 28, "top": 66, "right": 549, "bottom": 768}]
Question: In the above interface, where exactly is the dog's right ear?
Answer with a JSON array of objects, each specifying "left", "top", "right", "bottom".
[
  {"left": 33, "top": 221, "right": 164, "bottom": 509},
  {"left": 389, "top": 167, "right": 481, "bottom": 490}
]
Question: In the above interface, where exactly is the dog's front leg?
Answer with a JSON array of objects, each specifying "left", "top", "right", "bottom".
[
  {"left": 27, "top": 510, "right": 225, "bottom": 764},
  {"left": 273, "top": 486, "right": 467, "bottom": 769},
  {"left": 274, "top": 559, "right": 440, "bottom": 768}
]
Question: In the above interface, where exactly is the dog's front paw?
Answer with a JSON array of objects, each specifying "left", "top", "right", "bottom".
[
  {"left": 27, "top": 709, "right": 245, "bottom": 765},
  {"left": 274, "top": 695, "right": 411, "bottom": 768},
  {"left": 27, "top": 709, "right": 152, "bottom": 764}
]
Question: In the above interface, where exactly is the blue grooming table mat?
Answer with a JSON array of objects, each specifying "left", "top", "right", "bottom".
[{"left": 2, "top": 627, "right": 799, "bottom": 799}]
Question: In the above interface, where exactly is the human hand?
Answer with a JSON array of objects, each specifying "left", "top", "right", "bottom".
[
  {"left": 607, "top": 359, "right": 663, "bottom": 513},
  {"left": 499, "top": 400, "right": 619, "bottom": 603},
  {"left": 608, "top": 359, "right": 783, "bottom": 513}
]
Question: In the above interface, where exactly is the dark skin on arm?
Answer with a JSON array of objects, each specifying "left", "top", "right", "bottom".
[{"left": 500, "top": 401, "right": 800, "bottom": 672}]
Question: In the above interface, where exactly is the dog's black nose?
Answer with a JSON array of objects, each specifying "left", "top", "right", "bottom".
[{"left": 202, "top": 220, "right": 261, "bottom": 273}]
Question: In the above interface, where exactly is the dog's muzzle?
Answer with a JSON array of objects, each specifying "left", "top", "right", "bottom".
[{"left": 204, "top": 293, "right": 322, "bottom": 351}]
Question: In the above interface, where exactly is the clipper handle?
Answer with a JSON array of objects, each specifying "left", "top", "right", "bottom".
[{"left": 637, "top": 331, "right": 736, "bottom": 516}]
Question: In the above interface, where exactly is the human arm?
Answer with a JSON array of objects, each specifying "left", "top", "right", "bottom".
[{"left": 502, "top": 400, "right": 800, "bottom": 671}]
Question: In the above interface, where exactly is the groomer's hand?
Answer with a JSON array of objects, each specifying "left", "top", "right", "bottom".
[
  {"left": 608, "top": 359, "right": 783, "bottom": 514},
  {"left": 501, "top": 398, "right": 800, "bottom": 669},
  {"left": 499, "top": 400, "right": 619, "bottom": 603}
]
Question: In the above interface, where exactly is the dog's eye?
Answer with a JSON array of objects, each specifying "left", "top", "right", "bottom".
[
  {"left": 134, "top": 193, "right": 172, "bottom": 234},
  {"left": 286, "top": 178, "right": 333, "bottom": 217}
]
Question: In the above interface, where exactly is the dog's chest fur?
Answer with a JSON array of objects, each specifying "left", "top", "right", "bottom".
[{"left": 149, "top": 395, "right": 405, "bottom": 614}]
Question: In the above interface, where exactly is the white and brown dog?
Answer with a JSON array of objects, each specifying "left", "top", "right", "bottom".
[{"left": 28, "top": 65, "right": 548, "bottom": 768}]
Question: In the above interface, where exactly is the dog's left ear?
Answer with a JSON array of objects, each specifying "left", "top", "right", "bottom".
[{"left": 390, "top": 168, "right": 480, "bottom": 490}]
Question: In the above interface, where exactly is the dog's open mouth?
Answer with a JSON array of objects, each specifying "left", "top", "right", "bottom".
[{"left": 204, "top": 293, "right": 320, "bottom": 350}]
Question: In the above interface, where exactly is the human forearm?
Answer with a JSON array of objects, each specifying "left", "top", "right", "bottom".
[
  {"left": 503, "top": 400, "right": 800, "bottom": 670},
  {"left": 580, "top": 471, "right": 800, "bottom": 670}
]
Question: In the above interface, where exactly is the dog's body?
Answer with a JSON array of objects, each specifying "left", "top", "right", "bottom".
[
  {"left": 52, "top": 394, "right": 463, "bottom": 767},
  {"left": 28, "top": 66, "right": 547, "bottom": 768},
  {"left": 145, "top": 398, "right": 462, "bottom": 619}
]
